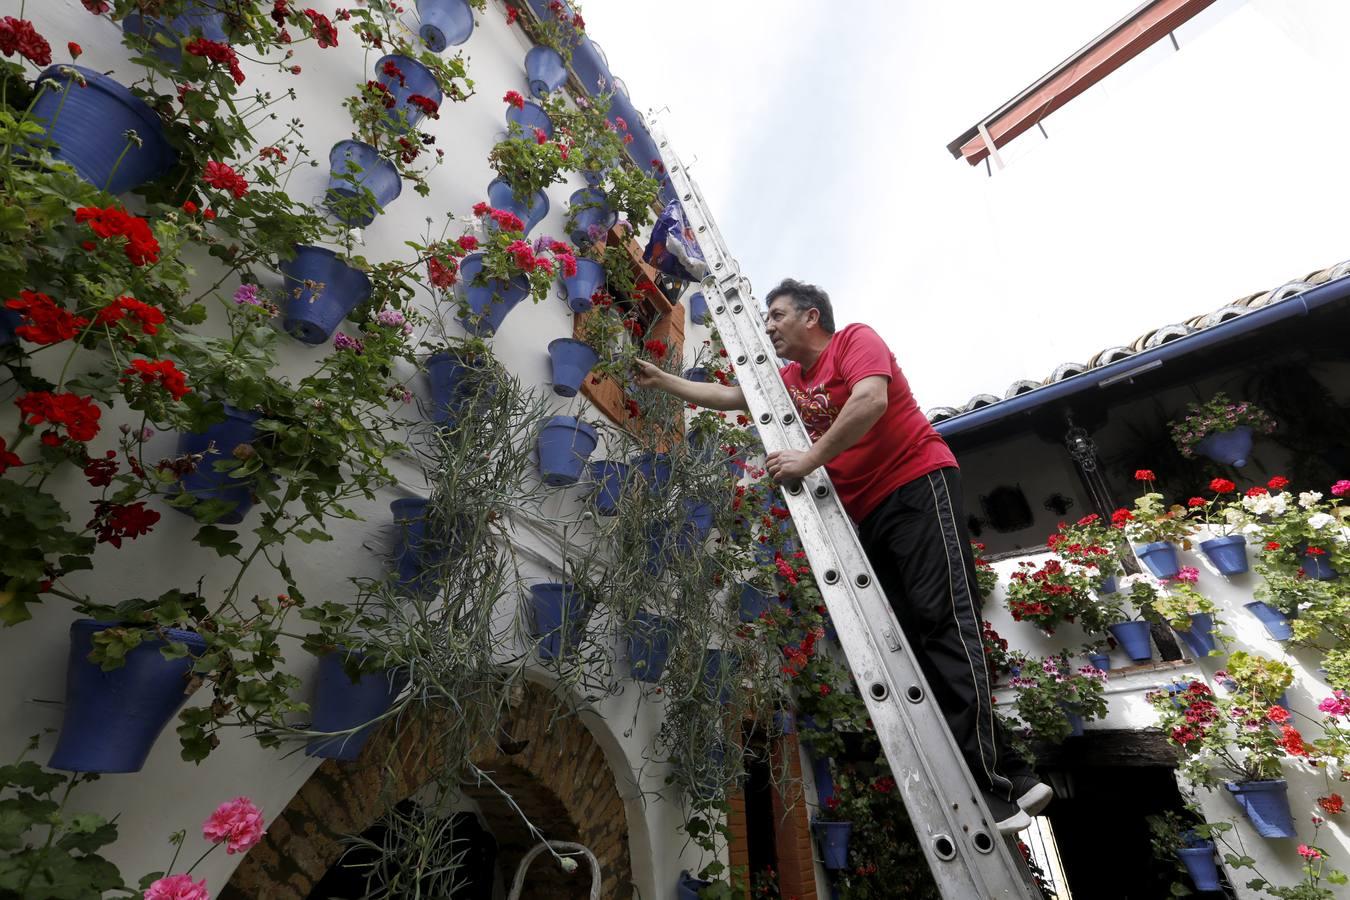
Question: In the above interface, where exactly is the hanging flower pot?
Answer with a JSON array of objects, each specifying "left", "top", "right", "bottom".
[
  {"left": 1175, "top": 612, "right": 1217, "bottom": 657},
  {"left": 1244, "top": 601, "right": 1293, "bottom": 641},
  {"left": 506, "top": 99, "right": 554, "bottom": 139},
  {"left": 529, "top": 582, "right": 592, "bottom": 661},
  {"left": 49, "top": 620, "right": 206, "bottom": 773},
  {"left": 122, "top": 2, "right": 227, "bottom": 64},
  {"left": 587, "top": 460, "right": 628, "bottom": 516},
  {"left": 279, "top": 245, "right": 373, "bottom": 344},
  {"left": 174, "top": 405, "right": 261, "bottom": 524},
  {"left": 375, "top": 54, "right": 444, "bottom": 132},
  {"left": 306, "top": 651, "right": 409, "bottom": 761},
  {"left": 773, "top": 710, "right": 796, "bottom": 734},
  {"left": 537, "top": 416, "right": 598, "bottom": 485},
  {"left": 1199, "top": 534, "right": 1248, "bottom": 575},
  {"left": 390, "top": 497, "right": 454, "bottom": 592},
  {"left": 547, "top": 338, "right": 598, "bottom": 397},
  {"left": 1195, "top": 426, "right": 1254, "bottom": 467},
  {"left": 1098, "top": 574, "right": 1119, "bottom": 595},
  {"left": 676, "top": 871, "right": 712, "bottom": 900},
  {"left": 738, "top": 583, "right": 774, "bottom": 623},
  {"left": 630, "top": 452, "right": 673, "bottom": 494},
  {"left": 1087, "top": 652, "right": 1111, "bottom": 672},
  {"left": 486, "top": 177, "right": 549, "bottom": 235},
  {"left": 31, "top": 66, "right": 177, "bottom": 195},
  {"left": 626, "top": 610, "right": 676, "bottom": 683},
  {"left": 689, "top": 291, "right": 710, "bottom": 326},
  {"left": 524, "top": 46, "right": 567, "bottom": 97},
  {"left": 561, "top": 256, "right": 605, "bottom": 313},
  {"left": 456, "top": 252, "right": 531, "bottom": 335},
  {"left": 425, "top": 350, "right": 486, "bottom": 427},
  {"left": 326, "top": 140, "right": 402, "bottom": 227},
  {"left": 701, "top": 648, "right": 738, "bottom": 705},
  {"left": 1060, "top": 702, "right": 1085, "bottom": 738},
  {"left": 1176, "top": 843, "right": 1221, "bottom": 892},
  {"left": 680, "top": 500, "right": 715, "bottom": 552},
  {"left": 813, "top": 821, "right": 853, "bottom": 870},
  {"left": 1107, "top": 621, "right": 1153, "bottom": 663},
  {"left": 566, "top": 188, "right": 616, "bottom": 247},
  {"left": 416, "top": 0, "right": 475, "bottom": 52},
  {"left": 1224, "top": 780, "right": 1296, "bottom": 838},
  {"left": 683, "top": 367, "right": 711, "bottom": 383},
  {"left": 1135, "top": 541, "right": 1180, "bottom": 579},
  {"left": 1301, "top": 551, "right": 1338, "bottom": 581}
]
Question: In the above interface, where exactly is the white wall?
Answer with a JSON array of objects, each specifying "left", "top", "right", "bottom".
[
  {"left": 1, "top": 2, "right": 720, "bottom": 897},
  {"left": 985, "top": 530, "right": 1346, "bottom": 897}
]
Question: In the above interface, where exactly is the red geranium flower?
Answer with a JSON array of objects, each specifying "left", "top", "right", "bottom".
[
  {"left": 1317, "top": 793, "right": 1344, "bottom": 815},
  {"left": 1267, "top": 475, "right": 1290, "bottom": 490},
  {"left": 1187, "top": 497, "right": 1206, "bottom": 508},
  {"left": 1110, "top": 508, "right": 1134, "bottom": 528},
  {"left": 1264, "top": 541, "right": 1281, "bottom": 551},
  {"left": 0, "top": 17, "right": 53, "bottom": 66},
  {"left": 6, "top": 290, "right": 88, "bottom": 345},
  {"left": 122, "top": 358, "right": 191, "bottom": 400},
  {"left": 1246, "top": 486, "right": 1268, "bottom": 497},
  {"left": 68, "top": 41, "right": 82, "bottom": 58},
  {"left": 96, "top": 296, "right": 166, "bottom": 336},
  {"left": 15, "top": 391, "right": 101, "bottom": 443},
  {"left": 303, "top": 9, "right": 339, "bottom": 48},
  {"left": 1209, "top": 478, "right": 1235, "bottom": 493},
  {"left": 203, "top": 161, "right": 250, "bottom": 198},
  {"left": 75, "top": 205, "right": 161, "bottom": 266},
  {"left": 1134, "top": 469, "right": 1156, "bottom": 481},
  {"left": 0, "top": 437, "right": 22, "bottom": 474},
  {"left": 457, "top": 235, "right": 479, "bottom": 251},
  {"left": 185, "top": 37, "right": 245, "bottom": 85},
  {"left": 505, "top": 5, "right": 519, "bottom": 25},
  {"left": 503, "top": 90, "right": 525, "bottom": 109},
  {"left": 408, "top": 94, "right": 439, "bottom": 118},
  {"left": 643, "top": 339, "right": 668, "bottom": 360},
  {"left": 87, "top": 500, "right": 160, "bottom": 548}
]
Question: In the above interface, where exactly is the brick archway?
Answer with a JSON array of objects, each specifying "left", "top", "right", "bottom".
[{"left": 221, "top": 682, "right": 634, "bottom": 899}]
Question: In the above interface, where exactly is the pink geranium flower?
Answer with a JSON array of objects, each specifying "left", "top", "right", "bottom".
[
  {"left": 1331, "top": 479, "right": 1350, "bottom": 497},
  {"left": 202, "top": 796, "right": 265, "bottom": 854},
  {"left": 144, "top": 874, "right": 209, "bottom": 900}
]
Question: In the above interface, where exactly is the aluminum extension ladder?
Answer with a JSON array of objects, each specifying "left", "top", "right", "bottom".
[{"left": 652, "top": 128, "right": 1038, "bottom": 900}]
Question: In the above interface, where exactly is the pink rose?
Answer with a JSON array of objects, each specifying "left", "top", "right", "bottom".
[
  {"left": 202, "top": 796, "right": 265, "bottom": 854},
  {"left": 144, "top": 874, "right": 209, "bottom": 900}
]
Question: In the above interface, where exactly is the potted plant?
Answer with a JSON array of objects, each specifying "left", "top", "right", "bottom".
[
  {"left": 374, "top": 54, "right": 445, "bottom": 132},
  {"left": 536, "top": 416, "right": 599, "bottom": 485},
  {"left": 448, "top": 211, "right": 572, "bottom": 334},
  {"left": 970, "top": 540, "right": 1000, "bottom": 599},
  {"left": 565, "top": 187, "right": 617, "bottom": 248},
  {"left": 1152, "top": 575, "right": 1221, "bottom": 658},
  {"left": 625, "top": 609, "right": 676, "bottom": 682},
  {"left": 279, "top": 244, "right": 374, "bottom": 344},
  {"left": 522, "top": 1, "right": 587, "bottom": 96},
  {"left": 306, "top": 649, "right": 409, "bottom": 761},
  {"left": 173, "top": 404, "right": 262, "bottom": 523},
  {"left": 586, "top": 459, "right": 628, "bottom": 516},
  {"left": 812, "top": 790, "right": 854, "bottom": 871},
  {"left": 121, "top": 1, "right": 228, "bottom": 64},
  {"left": 1050, "top": 513, "right": 1127, "bottom": 592},
  {"left": 416, "top": 0, "right": 481, "bottom": 52},
  {"left": 528, "top": 581, "right": 592, "bottom": 661},
  {"left": 1107, "top": 576, "right": 1161, "bottom": 662},
  {"left": 561, "top": 254, "right": 607, "bottom": 313},
  {"left": 1002, "top": 557, "right": 1099, "bottom": 635},
  {"left": 547, "top": 337, "right": 598, "bottom": 397},
  {"left": 554, "top": 91, "right": 663, "bottom": 229},
  {"left": 1186, "top": 477, "right": 1251, "bottom": 574},
  {"left": 1250, "top": 478, "right": 1349, "bottom": 582},
  {"left": 1004, "top": 651, "right": 1108, "bottom": 743},
  {"left": 488, "top": 94, "right": 572, "bottom": 218},
  {"left": 1168, "top": 392, "right": 1276, "bottom": 468},
  {"left": 1147, "top": 811, "right": 1223, "bottom": 893},
  {"left": 1116, "top": 471, "right": 1192, "bottom": 578}
]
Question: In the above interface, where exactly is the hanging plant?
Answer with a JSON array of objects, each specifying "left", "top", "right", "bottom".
[{"left": 1168, "top": 392, "right": 1276, "bottom": 466}]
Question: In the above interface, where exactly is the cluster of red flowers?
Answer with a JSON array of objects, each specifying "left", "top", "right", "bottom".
[
  {"left": 1165, "top": 682, "right": 1219, "bottom": 747},
  {"left": 381, "top": 58, "right": 406, "bottom": 87},
  {"left": 505, "top": 6, "right": 519, "bottom": 26},
  {"left": 88, "top": 500, "right": 160, "bottom": 548},
  {"left": 364, "top": 79, "right": 397, "bottom": 109},
  {"left": 408, "top": 94, "right": 439, "bottom": 118},
  {"left": 1210, "top": 477, "right": 1236, "bottom": 493},
  {"left": 1277, "top": 724, "right": 1312, "bottom": 757},
  {"left": 1134, "top": 468, "right": 1156, "bottom": 481},
  {"left": 15, "top": 391, "right": 101, "bottom": 444},
  {"left": 428, "top": 255, "right": 458, "bottom": 289},
  {"left": 621, "top": 317, "right": 644, "bottom": 338},
  {"left": 259, "top": 146, "right": 287, "bottom": 163},
  {"left": 303, "top": 8, "right": 339, "bottom": 48},
  {"left": 0, "top": 438, "right": 22, "bottom": 474},
  {"left": 472, "top": 202, "right": 526, "bottom": 233},
  {"left": 1317, "top": 793, "right": 1344, "bottom": 815},
  {"left": 6, "top": 290, "right": 87, "bottom": 344},
  {"left": 1110, "top": 507, "right": 1133, "bottom": 528},
  {"left": 122, "top": 358, "right": 191, "bottom": 400},
  {"left": 774, "top": 551, "right": 799, "bottom": 586},
  {"left": 96, "top": 296, "right": 165, "bottom": 336},
  {"left": 185, "top": 37, "right": 245, "bottom": 85},
  {"left": 503, "top": 90, "right": 525, "bottom": 110},
  {"left": 1268, "top": 475, "right": 1290, "bottom": 490},
  {"left": 203, "top": 160, "right": 250, "bottom": 198},
  {"left": 0, "top": 17, "right": 52, "bottom": 66},
  {"left": 75, "top": 205, "right": 160, "bottom": 266},
  {"left": 84, "top": 449, "right": 118, "bottom": 487},
  {"left": 643, "top": 338, "right": 668, "bottom": 361}
]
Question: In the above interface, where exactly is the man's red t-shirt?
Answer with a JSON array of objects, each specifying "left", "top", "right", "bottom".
[{"left": 779, "top": 324, "right": 957, "bottom": 523}]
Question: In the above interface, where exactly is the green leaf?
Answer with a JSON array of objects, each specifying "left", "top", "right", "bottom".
[{"left": 193, "top": 525, "right": 243, "bottom": 557}]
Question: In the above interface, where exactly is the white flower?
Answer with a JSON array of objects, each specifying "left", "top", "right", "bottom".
[
  {"left": 1308, "top": 512, "right": 1335, "bottom": 530},
  {"left": 1336, "top": 526, "right": 1350, "bottom": 545},
  {"left": 1299, "top": 491, "right": 1323, "bottom": 509},
  {"left": 1223, "top": 508, "right": 1245, "bottom": 526},
  {"left": 1240, "top": 523, "right": 1262, "bottom": 536},
  {"left": 1118, "top": 573, "right": 1157, "bottom": 591}
]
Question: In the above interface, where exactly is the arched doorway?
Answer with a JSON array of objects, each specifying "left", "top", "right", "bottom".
[{"left": 220, "top": 682, "right": 634, "bottom": 899}]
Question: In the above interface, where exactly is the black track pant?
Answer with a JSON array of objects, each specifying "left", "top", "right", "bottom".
[{"left": 858, "top": 466, "right": 1032, "bottom": 801}]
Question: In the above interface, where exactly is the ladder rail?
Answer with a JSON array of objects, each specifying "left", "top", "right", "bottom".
[{"left": 652, "top": 130, "right": 1037, "bottom": 900}]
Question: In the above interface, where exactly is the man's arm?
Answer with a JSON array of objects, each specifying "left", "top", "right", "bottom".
[
  {"left": 633, "top": 359, "right": 748, "bottom": 411},
  {"left": 766, "top": 375, "right": 888, "bottom": 483}
]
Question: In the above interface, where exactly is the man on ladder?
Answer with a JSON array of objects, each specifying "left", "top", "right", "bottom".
[{"left": 635, "top": 277, "right": 1052, "bottom": 834}]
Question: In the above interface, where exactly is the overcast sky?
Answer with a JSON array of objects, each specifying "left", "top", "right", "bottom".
[{"left": 579, "top": 0, "right": 1347, "bottom": 411}]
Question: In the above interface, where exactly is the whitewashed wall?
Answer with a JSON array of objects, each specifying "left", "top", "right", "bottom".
[
  {"left": 985, "top": 530, "right": 1346, "bottom": 897},
  {"left": 0, "top": 2, "right": 727, "bottom": 897}
]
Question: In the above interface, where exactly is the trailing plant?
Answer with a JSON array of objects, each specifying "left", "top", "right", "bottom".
[
  {"left": 530, "top": 0, "right": 587, "bottom": 64},
  {"left": 971, "top": 540, "right": 999, "bottom": 598},
  {"left": 1168, "top": 392, "right": 1276, "bottom": 461},
  {"left": 1003, "top": 651, "right": 1108, "bottom": 745},
  {"left": 490, "top": 92, "right": 572, "bottom": 202},
  {"left": 1049, "top": 512, "right": 1126, "bottom": 584}
]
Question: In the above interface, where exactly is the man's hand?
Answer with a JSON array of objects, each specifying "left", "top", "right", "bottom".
[
  {"left": 632, "top": 358, "right": 667, "bottom": 389},
  {"left": 765, "top": 448, "right": 820, "bottom": 484}
]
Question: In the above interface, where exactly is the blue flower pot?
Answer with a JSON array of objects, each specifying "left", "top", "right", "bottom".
[
  {"left": 456, "top": 252, "right": 531, "bottom": 335},
  {"left": 676, "top": 870, "right": 712, "bottom": 900},
  {"left": 416, "top": 0, "right": 474, "bottom": 52},
  {"left": 390, "top": 498, "right": 454, "bottom": 593},
  {"left": 689, "top": 291, "right": 710, "bottom": 326},
  {"left": 813, "top": 821, "right": 853, "bottom": 870},
  {"left": 773, "top": 710, "right": 796, "bottom": 734},
  {"left": 1176, "top": 612, "right": 1217, "bottom": 658},
  {"left": 1108, "top": 621, "right": 1153, "bottom": 662},
  {"left": 630, "top": 452, "right": 672, "bottom": 494},
  {"left": 280, "top": 245, "right": 372, "bottom": 344},
  {"left": 587, "top": 460, "right": 628, "bottom": 516},
  {"left": 31, "top": 66, "right": 177, "bottom": 194},
  {"left": 122, "top": 2, "right": 227, "bottom": 64},
  {"left": 49, "top": 620, "right": 206, "bottom": 773},
  {"left": 738, "top": 583, "right": 774, "bottom": 623},
  {"left": 306, "top": 651, "right": 408, "bottom": 761},
  {"left": 548, "top": 338, "right": 598, "bottom": 397},
  {"left": 566, "top": 188, "right": 616, "bottom": 247},
  {"left": 626, "top": 610, "right": 675, "bottom": 683},
  {"left": 506, "top": 99, "right": 554, "bottom": 139},
  {"left": 0, "top": 307, "right": 20, "bottom": 347},
  {"left": 1087, "top": 652, "right": 1111, "bottom": 672},
  {"left": 376, "top": 54, "right": 444, "bottom": 132},
  {"left": 529, "top": 582, "right": 591, "bottom": 661},
  {"left": 1176, "top": 844, "right": 1221, "bottom": 891},
  {"left": 682, "top": 500, "right": 714, "bottom": 550},
  {"left": 1060, "top": 703, "right": 1085, "bottom": 738},
  {"left": 1098, "top": 574, "right": 1119, "bottom": 595},
  {"left": 326, "top": 140, "right": 402, "bottom": 227},
  {"left": 702, "top": 648, "right": 737, "bottom": 705},
  {"left": 1301, "top": 552, "right": 1338, "bottom": 581},
  {"left": 424, "top": 350, "right": 487, "bottom": 427},
  {"left": 1136, "top": 541, "right": 1181, "bottom": 579},
  {"left": 1225, "top": 780, "right": 1296, "bottom": 838},
  {"left": 683, "top": 367, "right": 711, "bottom": 383},
  {"left": 486, "top": 177, "right": 549, "bottom": 235},
  {"left": 1196, "top": 426, "right": 1254, "bottom": 468},
  {"left": 175, "top": 406, "right": 261, "bottom": 524},
  {"left": 812, "top": 754, "right": 834, "bottom": 806},
  {"left": 561, "top": 256, "right": 605, "bottom": 313},
  {"left": 537, "top": 416, "right": 598, "bottom": 486},
  {"left": 1200, "top": 534, "right": 1249, "bottom": 575},
  {"left": 524, "top": 45, "right": 567, "bottom": 97},
  {"left": 1244, "top": 601, "right": 1293, "bottom": 641}
]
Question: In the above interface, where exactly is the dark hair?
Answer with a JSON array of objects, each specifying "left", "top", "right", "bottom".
[{"left": 765, "top": 278, "right": 835, "bottom": 334}]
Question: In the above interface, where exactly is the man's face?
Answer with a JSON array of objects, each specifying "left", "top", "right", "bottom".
[{"left": 765, "top": 296, "right": 813, "bottom": 359}]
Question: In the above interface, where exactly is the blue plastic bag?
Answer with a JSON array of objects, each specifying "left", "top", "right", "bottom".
[{"left": 643, "top": 200, "right": 707, "bottom": 281}]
